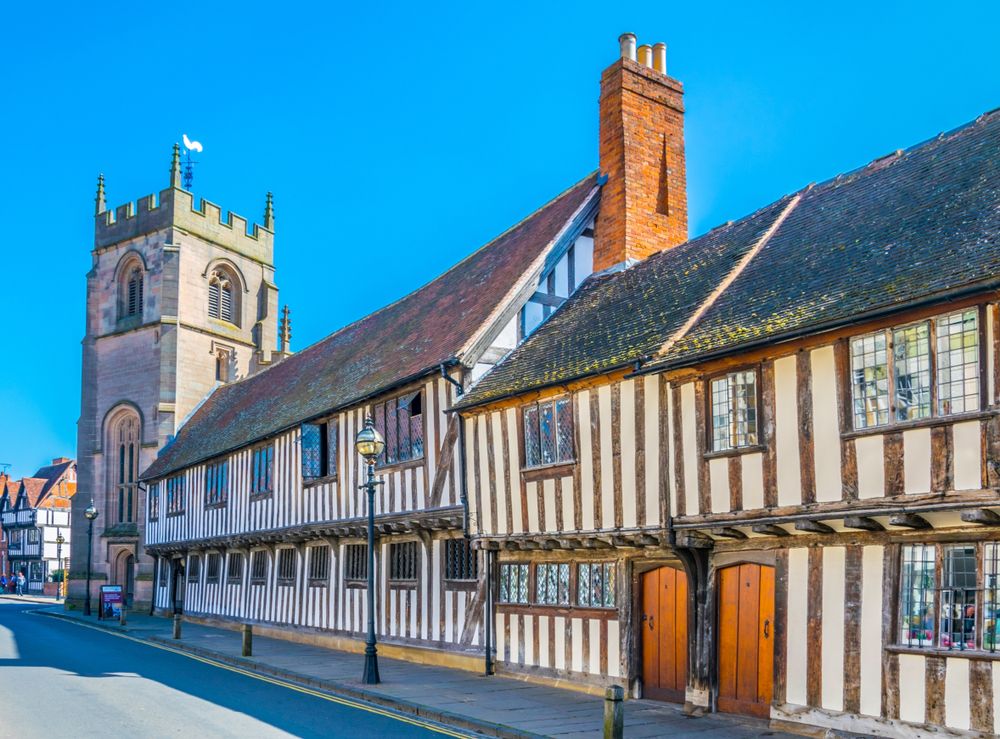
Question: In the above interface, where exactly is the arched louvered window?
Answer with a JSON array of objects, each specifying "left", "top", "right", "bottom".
[
  {"left": 208, "top": 269, "right": 235, "bottom": 323},
  {"left": 119, "top": 264, "right": 144, "bottom": 320}
]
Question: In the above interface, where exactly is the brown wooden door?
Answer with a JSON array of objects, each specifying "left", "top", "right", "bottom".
[
  {"left": 640, "top": 565, "right": 688, "bottom": 702},
  {"left": 717, "top": 563, "right": 775, "bottom": 718}
]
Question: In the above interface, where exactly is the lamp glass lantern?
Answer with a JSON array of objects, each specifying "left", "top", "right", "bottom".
[{"left": 355, "top": 418, "right": 385, "bottom": 463}]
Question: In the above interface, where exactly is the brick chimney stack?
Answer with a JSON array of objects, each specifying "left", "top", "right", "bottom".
[{"left": 593, "top": 33, "right": 688, "bottom": 273}]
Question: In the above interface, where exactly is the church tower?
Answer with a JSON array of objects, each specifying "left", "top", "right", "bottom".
[{"left": 68, "top": 147, "right": 283, "bottom": 609}]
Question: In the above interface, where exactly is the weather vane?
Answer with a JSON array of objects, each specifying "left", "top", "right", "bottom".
[{"left": 182, "top": 133, "right": 203, "bottom": 189}]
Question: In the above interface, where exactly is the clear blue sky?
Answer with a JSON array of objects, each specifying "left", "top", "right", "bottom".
[{"left": 1, "top": 2, "right": 997, "bottom": 478}]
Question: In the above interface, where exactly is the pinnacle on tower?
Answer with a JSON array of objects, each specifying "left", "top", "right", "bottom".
[
  {"left": 94, "top": 174, "right": 106, "bottom": 216},
  {"left": 169, "top": 143, "right": 182, "bottom": 189},
  {"left": 278, "top": 304, "right": 292, "bottom": 354},
  {"left": 264, "top": 192, "right": 275, "bottom": 231}
]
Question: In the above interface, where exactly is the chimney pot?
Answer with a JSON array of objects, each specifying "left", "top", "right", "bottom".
[
  {"left": 637, "top": 44, "right": 653, "bottom": 68},
  {"left": 653, "top": 43, "right": 667, "bottom": 74},
  {"left": 618, "top": 33, "right": 637, "bottom": 62}
]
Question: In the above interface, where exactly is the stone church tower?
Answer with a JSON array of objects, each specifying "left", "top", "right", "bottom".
[{"left": 68, "top": 147, "right": 284, "bottom": 609}]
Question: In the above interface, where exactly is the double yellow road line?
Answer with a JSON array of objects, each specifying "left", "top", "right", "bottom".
[{"left": 35, "top": 611, "right": 472, "bottom": 738}]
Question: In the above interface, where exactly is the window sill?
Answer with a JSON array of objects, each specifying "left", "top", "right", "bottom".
[
  {"left": 276, "top": 580, "right": 294, "bottom": 587},
  {"left": 249, "top": 492, "right": 272, "bottom": 502},
  {"left": 345, "top": 580, "right": 368, "bottom": 589},
  {"left": 497, "top": 603, "right": 618, "bottom": 619},
  {"left": 308, "top": 579, "right": 328, "bottom": 587},
  {"left": 703, "top": 445, "right": 766, "bottom": 461},
  {"left": 389, "top": 580, "right": 417, "bottom": 589},
  {"left": 842, "top": 409, "right": 996, "bottom": 441},
  {"left": 166, "top": 511, "right": 185, "bottom": 518},
  {"left": 250, "top": 580, "right": 267, "bottom": 586},
  {"left": 303, "top": 474, "right": 338, "bottom": 489},
  {"left": 376, "top": 458, "right": 424, "bottom": 474},
  {"left": 205, "top": 502, "right": 228, "bottom": 510},
  {"left": 443, "top": 579, "right": 478, "bottom": 591},
  {"left": 521, "top": 461, "right": 576, "bottom": 483},
  {"left": 206, "top": 579, "right": 221, "bottom": 585},
  {"left": 886, "top": 644, "right": 1000, "bottom": 661}
]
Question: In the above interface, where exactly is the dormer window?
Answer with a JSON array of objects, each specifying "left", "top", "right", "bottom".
[{"left": 208, "top": 269, "right": 235, "bottom": 323}]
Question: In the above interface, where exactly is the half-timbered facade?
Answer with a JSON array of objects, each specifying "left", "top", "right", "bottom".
[
  {"left": 455, "top": 56, "right": 1000, "bottom": 738},
  {"left": 139, "top": 168, "right": 602, "bottom": 662}
]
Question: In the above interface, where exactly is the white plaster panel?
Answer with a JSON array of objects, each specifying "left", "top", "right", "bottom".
[
  {"left": 644, "top": 375, "right": 660, "bottom": 527},
  {"left": 620, "top": 379, "right": 638, "bottom": 529},
  {"left": 774, "top": 356, "right": 802, "bottom": 506},
  {"left": 524, "top": 614, "right": 534, "bottom": 666},
  {"left": 953, "top": 421, "right": 982, "bottom": 491},
  {"left": 681, "top": 383, "right": 700, "bottom": 514},
  {"left": 944, "top": 657, "right": 970, "bottom": 730},
  {"left": 822, "top": 547, "right": 846, "bottom": 711},
  {"left": 709, "top": 457, "right": 730, "bottom": 513},
  {"left": 555, "top": 616, "right": 566, "bottom": 671},
  {"left": 510, "top": 612, "right": 520, "bottom": 665},
  {"left": 988, "top": 305, "right": 996, "bottom": 407},
  {"left": 571, "top": 618, "right": 584, "bottom": 673},
  {"left": 579, "top": 390, "right": 595, "bottom": 531},
  {"left": 666, "top": 382, "right": 677, "bottom": 520},
  {"left": 786, "top": 547, "right": 809, "bottom": 706},
  {"left": 477, "top": 415, "right": 492, "bottom": 533},
  {"left": 491, "top": 412, "right": 508, "bottom": 535},
  {"left": 506, "top": 408, "right": 523, "bottom": 534},
  {"left": 526, "top": 481, "right": 540, "bottom": 533},
  {"left": 903, "top": 428, "right": 932, "bottom": 494},
  {"left": 589, "top": 619, "right": 600, "bottom": 674},
  {"left": 856, "top": 435, "right": 885, "bottom": 499},
  {"left": 897, "top": 654, "right": 926, "bottom": 724},
  {"left": 599, "top": 385, "right": 614, "bottom": 528},
  {"left": 538, "top": 615, "right": 549, "bottom": 668},
  {"left": 741, "top": 453, "right": 765, "bottom": 510},
  {"left": 860, "top": 545, "right": 884, "bottom": 717},
  {"left": 561, "top": 477, "right": 574, "bottom": 533},
  {"left": 542, "top": 478, "right": 557, "bottom": 534},
  {"left": 607, "top": 620, "right": 620, "bottom": 678},
  {"left": 811, "top": 347, "right": 843, "bottom": 502}
]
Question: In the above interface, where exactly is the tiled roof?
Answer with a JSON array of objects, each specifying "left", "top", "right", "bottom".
[
  {"left": 30, "top": 460, "right": 75, "bottom": 504},
  {"left": 19, "top": 478, "right": 47, "bottom": 509},
  {"left": 458, "top": 108, "right": 1000, "bottom": 409},
  {"left": 143, "top": 173, "right": 600, "bottom": 480}
]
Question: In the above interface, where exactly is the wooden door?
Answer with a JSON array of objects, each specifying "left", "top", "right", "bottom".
[
  {"left": 640, "top": 566, "right": 688, "bottom": 702},
  {"left": 717, "top": 563, "right": 775, "bottom": 718}
]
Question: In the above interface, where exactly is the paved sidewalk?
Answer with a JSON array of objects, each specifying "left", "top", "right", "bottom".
[{"left": 33, "top": 605, "right": 794, "bottom": 738}]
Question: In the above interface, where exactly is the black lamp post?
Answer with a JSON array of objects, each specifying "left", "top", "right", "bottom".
[
  {"left": 55, "top": 530, "right": 65, "bottom": 602},
  {"left": 355, "top": 417, "right": 385, "bottom": 685},
  {"left": 83, "top": 501, "right": 98, "bottom": 616}
]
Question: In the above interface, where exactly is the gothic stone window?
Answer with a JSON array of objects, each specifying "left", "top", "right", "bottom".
[
  {"left": 899, "top": 542, "right": 1000, "bottom": 652},
  {"left": 112, "top": 414, "right": 140, "bottom": 524},
  {"left": 208, "top": 268, "right": 237, "bottom": 324},
  {"left": 851, "top": 309, "right": 980, "bottom": 430},
  {"left": 119, "top": 262, "right": 144, "bottom": 321},
  {"left": 372, "top": 391, "right": 424, "bottom": 467},
  {"left": 301, "top": 419, "right": 338, "bottom": 481},
  {"left": 522, "top": 396, "right": 574, "bottom": 469},
  {"left": 710, "top": 370, "right": 759, "bottom": 452}
]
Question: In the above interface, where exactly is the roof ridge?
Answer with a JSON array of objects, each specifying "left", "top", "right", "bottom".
[{"left": 652, "top": 192, "right": 804, "bottom": 359}]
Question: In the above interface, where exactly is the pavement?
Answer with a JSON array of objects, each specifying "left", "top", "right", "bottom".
[{"left": 3, "top": 595, "right": 796, "bottom": 738}]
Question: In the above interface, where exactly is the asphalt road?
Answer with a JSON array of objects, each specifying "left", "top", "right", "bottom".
[{"left": 0, "top": 601, "right": 456, "bottom": 738}]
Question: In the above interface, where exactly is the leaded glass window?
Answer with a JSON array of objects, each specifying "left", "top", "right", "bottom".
[
  {"left": 445, "top": 539, "right": 478, "bottom": 581},
  {"left": 301, "top": 422, "right": 328, "bottom": 479},
  {"left": 985, "top": 544, "right": 1000, "bottom": 652},
  {"left": 940, "top": 545, "right": 977, "bottom": 650},
  {"left": 851, "top": 332, "right": 890, "bottom": 428},
  {"left": 250, "top": 550, "right": 268, "bottom": 583},
  {"left": 227, "top": 552, "right": 244, "bottom": 583},
  {"left": 499, "top": 563, "right": 529, "bottom": 604},
  {"left": 522, "top": 397, "right": 574, "bottom": 469},
  {"left": 251, "top": 445, "right": 273, "bottom": 496},
  {"left": 205, "top": 460, "right": 228, "bottom": 506},
  {"left": 536, "top": 563, "right": 570, "bottom": 605},
  {"left": 893, "top": 323, "right": 932, "bottom": 422},
  {"left": 372, "top": 392, "right": 423, "bottom": 467},
  {"left": 148, "top": 482, "right": 159, "bottom": 520},
  {"left": 345, "top": 544, "right": 367, "bottom": 581},
  {"left": 166, "top": 475, "right": 185, "bottom": 514},
  {"left": 309, "top": 546, "right": 330, "bottom": 582},
  {"left": 900, "top": 544, "right": 935, "bottom": 647},
  {"left": 936, "top": 310, "right": 980, "bottom": 416},
  {"left": 710, "top": 370, "right": 758, "bottom": 452},
  {"left": 578, "top": 562, "right": 616, "bottom": 608}
]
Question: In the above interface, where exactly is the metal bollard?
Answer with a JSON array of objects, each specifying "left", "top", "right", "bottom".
[
  {"left": 242, "top": 623, "right": 253, "bottom": 657},
  {"left": 119, "top": 607, "right": 127, "bottom": 626},
  {"left": 603, "top": 685, "right": 624, "bottom": 739},
  {"left": 173, "top": 613, "right": 182, "bottom": 639}
]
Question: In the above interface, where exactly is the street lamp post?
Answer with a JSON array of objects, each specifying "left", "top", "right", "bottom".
[
  {"left": 83, "top": 502, "right": 99, "bottom": 616},
  {"left": 55, "top": 531, "right": 65, "bottom": 602},
  {"left": 355, "top": 417, "right": 385, "bottom": 685}
]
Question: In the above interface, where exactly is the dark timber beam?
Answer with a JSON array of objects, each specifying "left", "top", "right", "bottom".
[
  {"left": 677, "top": 531, "right": 714, "bottom": 549},
  {"left": 716, "top": 527, "right": 748, "bottom": 540},
  {"left": 843, "top": 516, "right": 885, "bottom": 532},
  {"left": 889, "top": 513, "right": 932, "bottom": 530},
  {"left": 795, "top": 520, "right": 835, "bottom": 534},
  {"left": 751, "top": 524, "right": 790, "bottom": 537},
  {"left": 961, "top": 509, "right": 1000, "bottom": 526}
]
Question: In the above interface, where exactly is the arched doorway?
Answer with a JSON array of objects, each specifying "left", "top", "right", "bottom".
[
  {"left": 717, "top": 563, "right": 775, "bottom": 718},
  {"left": 640, "top": 565, "right": 688, "bottom": 702},
  {"left": 114, "top": 550, "right": 135, "bottom": 607},
  {"left": 171, "top": 559, "right": 185, "bottom": 615}
]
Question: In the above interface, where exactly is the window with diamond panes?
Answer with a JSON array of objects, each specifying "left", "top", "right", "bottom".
[
  {"left": 301, "top": 422, "right": 329, "bottom": 479},
  {"left": 536, "top": 563, "right": 570, "bottom": 605},
  {"left": 251, "top": 445, "right": 273, "bottom": 496},
  {"left": 148, "top": 482, "right": 159, "bottom": 520},
  {"left": 205, "top": 460, "right": 228, "bottom": 506},
  {"left": 390, "top": 542, "right": 418, "bottom": 581},
  {"left": 373, "top": 392, "right": 424, "bottom": 467},
  {"left": 309, "top": 546, "right": 330, "bottom": 583},
  {"left": 345, "top": 544, "right": 367, "bottom": 581},
  {"left": 710, "top": 371, "right": 758, "bottom": 452},
  {"left": 851, "top": 309, "right": 980, "bottom": 431},
  {"left": 936, "top": 310, "right": 980, "bottom": 415},
  {"left": 499, "top": 563, "right": 529, "bottom": 604},
  {"left": 900, "top": 544, "right": 935, "bottom": 647},
  {"left": 444, "top": 539, "right": 478, "bottom": 581},
  {"left": 578, "top": 562, "right": 616, "bottom": 608},
  {"left": 522, "top": 397, "right": 574, "bottom": 468},
  {"left": 227, "top": 552, "right": 244, "bottom": 584}
]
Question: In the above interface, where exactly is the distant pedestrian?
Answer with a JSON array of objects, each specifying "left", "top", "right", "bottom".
[
  {"left": 0, "top": 574, "right": 7, "bottom": 593},
  {"left": 15, "top": 572, "right": 25, "bottom": 596}
]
